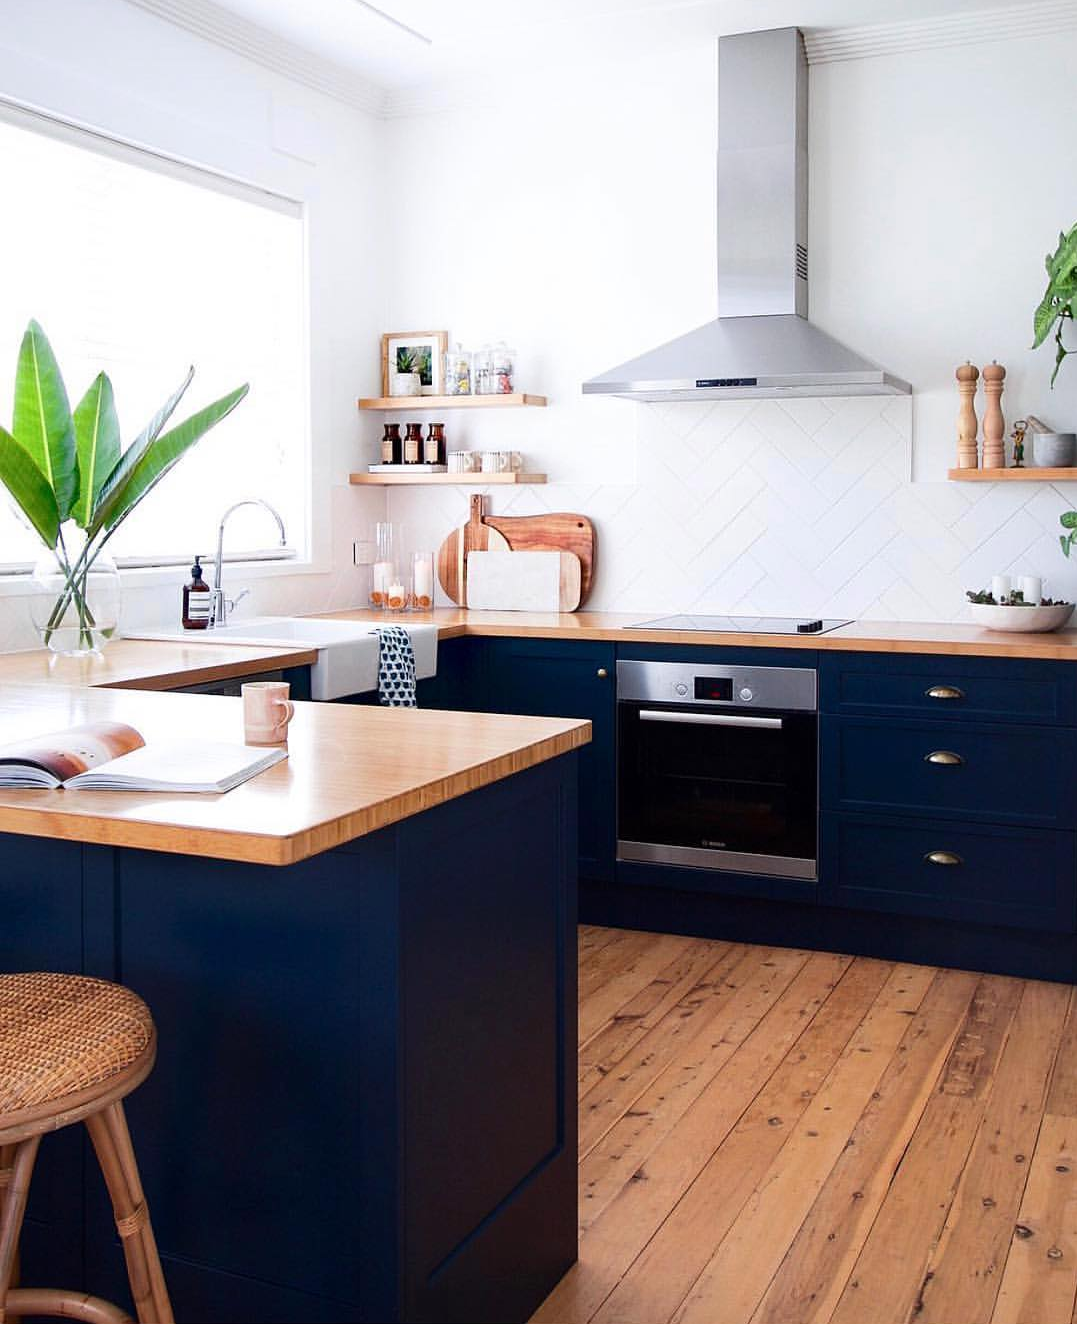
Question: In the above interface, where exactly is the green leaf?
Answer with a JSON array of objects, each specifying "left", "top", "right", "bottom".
[
  {"left": 72, "top": 373, "right": 121, "bottom": 530},
  {"left": 1033, "top": 290, "right": 1059, "bottom": 348},
  {"left": 91, "top": 384, "right": 249, "bottom": 539},
  {"left": 11, "top": 320, "right": 78, "bottom": 520},
  {"left": 91, "top": 366, "right": 193, "bottom": 532},
  {"left": 0, "top": 424, "right": 60, "bottom": 547},
  {"left": 1060, "top": 511, "right": 1077, "bottom": 529}
]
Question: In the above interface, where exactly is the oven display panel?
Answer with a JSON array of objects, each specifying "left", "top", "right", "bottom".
[{"left": 693, "top": 676, "right": 734, "bottom": 702}]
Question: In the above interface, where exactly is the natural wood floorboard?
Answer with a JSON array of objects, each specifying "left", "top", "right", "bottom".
[{"left": 531, "top": 927, "right": 1077, "bottom": 1324}]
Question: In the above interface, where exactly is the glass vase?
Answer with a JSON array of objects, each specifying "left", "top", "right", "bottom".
[{"left": 29, "top": 531, "right": 122, "bottom": 655}]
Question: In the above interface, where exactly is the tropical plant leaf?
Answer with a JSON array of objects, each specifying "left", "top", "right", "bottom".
[
  {"left": 72, "top": 373, "right": 121, "bottom": 530},
  {"left": 11, "top": 320, "right": 78, "bottom": 521},
  {"left": 92, "top": 385, "right": 249, "bottom": 539},
  {"left": 1033, "top": 290, "right": 1059, "bottom": 348},
  {"left": 0, "top": 424, "right": 60, "bottom": 547},
  {"left": 1060, "top": 511, "right": 1077, "bottom": 529},
  {"left": 91, "top": 366, "right": 194, "bottom": 532}
]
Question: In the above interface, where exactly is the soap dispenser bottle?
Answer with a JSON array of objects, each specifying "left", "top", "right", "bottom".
[{"left": 182, "top": 556, "right": 212, "bottom": 629}]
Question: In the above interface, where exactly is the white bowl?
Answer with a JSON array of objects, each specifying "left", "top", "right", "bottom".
[{"left": 968, "top": 602, "right": 1075, "bottom": 632}]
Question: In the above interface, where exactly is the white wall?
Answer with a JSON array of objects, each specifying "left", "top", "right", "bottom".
[
  {"left": 0, "top": 0, "right": 387, "bottom": 650},
  {"left": 3, "top": 7, "right": 1077, "bottom": 637},
  {"left": 382, "top": 28, "right": 1077, "bottom": 621}
]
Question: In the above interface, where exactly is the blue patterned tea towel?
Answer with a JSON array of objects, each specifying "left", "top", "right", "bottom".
[{"left": 374, "top": 625, "right": 417, "bottom": 707}]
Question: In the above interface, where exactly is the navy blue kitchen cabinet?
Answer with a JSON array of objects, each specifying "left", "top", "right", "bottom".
[
  {"left": 482, "top": 637, "right": 616, "bottom": 882},
  {"left": 819, "top": 650, "right": 1077, "bottom": 945},
  {"left": 822, "top": 716, "right": 1077, "bottom": 828},
  {"left": 819, "top": 649, "right": 1077, "bottom": 725},
  {"left": 1, "top": 754, "right": 578, "bottom": 1324}
]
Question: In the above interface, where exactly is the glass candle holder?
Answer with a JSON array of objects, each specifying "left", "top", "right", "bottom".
[
  {"left": 410, "top": 551, "right": 435, "bottom": 611},
  {"left": 370, "top": 522, "right": 404, "bottom": 610}
]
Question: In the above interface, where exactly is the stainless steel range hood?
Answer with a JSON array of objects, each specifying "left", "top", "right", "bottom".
[{"left": 582, "top": 27, "right": 910, "bottom": 403}]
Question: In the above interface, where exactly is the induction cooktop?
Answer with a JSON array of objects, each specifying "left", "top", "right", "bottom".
[{"left": 626, "top": 614, "right": 852, "bottom": 635}]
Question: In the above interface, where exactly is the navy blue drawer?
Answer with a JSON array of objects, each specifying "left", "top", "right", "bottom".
[
  {"left": 821, "top": 812, "right": 1076, "bottom": 932},
  {"left": 822, "top": 717, "right": 1077, "bottom": 828},
  {"left": 820, "top": 652, "right": 1077, "bottom": 726}
]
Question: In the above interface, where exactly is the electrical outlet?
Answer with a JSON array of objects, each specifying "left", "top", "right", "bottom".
[{"left": 353, "top": 539, "right": 376, "bottom": 566}]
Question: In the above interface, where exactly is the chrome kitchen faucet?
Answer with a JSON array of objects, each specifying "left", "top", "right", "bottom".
[{"left": 211, "top": 499, "right": 287, "bottom": 626}]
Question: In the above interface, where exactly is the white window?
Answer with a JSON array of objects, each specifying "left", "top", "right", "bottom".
[{"left": 0, "top": 104, "right": 307, "bottom": 571}]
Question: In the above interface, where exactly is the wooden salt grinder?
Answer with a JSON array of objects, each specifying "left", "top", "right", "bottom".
[
  {"left": 956, "top": 362, "right": 980, "bottom": 469},
  {"left": 982, "top": 362, "right": 1005, "bottom": 469}
]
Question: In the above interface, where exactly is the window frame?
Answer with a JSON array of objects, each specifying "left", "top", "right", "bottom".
[{"left": 0, "top": 95, "right": 315, "bottom": 580}]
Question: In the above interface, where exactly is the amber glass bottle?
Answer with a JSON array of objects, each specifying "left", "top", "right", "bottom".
[{"left": 182, "top": 556, "right": 212, "bottom": 629}]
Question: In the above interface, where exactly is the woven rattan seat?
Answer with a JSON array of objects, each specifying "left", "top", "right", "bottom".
[
  {"left": 0, "top": 973, "right": 172, "bottom": 1324},
  {"left": 0, "top": 973, "right": 153, "bottom": 1117}
]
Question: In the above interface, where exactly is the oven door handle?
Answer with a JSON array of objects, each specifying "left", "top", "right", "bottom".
[{"left": 637, "top": 708, "right": 783, "bottom": 731}]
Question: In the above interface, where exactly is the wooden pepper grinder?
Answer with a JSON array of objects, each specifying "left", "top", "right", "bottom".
[
  {"left": 982, "top": 361, "right": 1005, "bottom": 470},
  {"left": 956, "top": 362, "right": 980, "bottom": 469}
]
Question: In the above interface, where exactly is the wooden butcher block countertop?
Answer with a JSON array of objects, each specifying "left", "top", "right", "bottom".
[
  {"left": 0, "top": 683, "right": 589, "bottom": 865},
  {"left": 317, "top": 608, "right": 1077, "bottom": 662}
]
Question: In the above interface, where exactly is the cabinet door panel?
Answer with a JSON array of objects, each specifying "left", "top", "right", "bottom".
[
  {"left": 820, "top": 652, "right": 1077, "bottom": 725},
  {"left": 484, "top": 638, "right": 615, "bottom": 880},
  {"left": 822, "top": 812, "right": 1076, "bottom": 932},
  {"left": 822, "top": 717, "right": 1077, "bottom": 827}
]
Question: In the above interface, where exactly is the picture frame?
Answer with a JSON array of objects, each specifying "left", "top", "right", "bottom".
[{"left": 381, "top": 330, "right": 448, "bottom": 397}]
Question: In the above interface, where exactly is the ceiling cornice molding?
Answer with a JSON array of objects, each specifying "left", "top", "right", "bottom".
[
  {"left": 122, "top": 0, "right": 389, "bottom": 116},
  {"left": 804, "top": 0, "right": 1077, "bottom": 63}
]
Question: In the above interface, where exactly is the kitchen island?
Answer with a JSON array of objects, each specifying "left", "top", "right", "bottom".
[{"left": 0, "top": 682, "right": 589, "bottom": 1324}]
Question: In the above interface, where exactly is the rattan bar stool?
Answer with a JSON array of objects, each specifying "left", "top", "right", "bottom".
[{"left": 0, "top": 972, "right": 173, "bottom": 1324}]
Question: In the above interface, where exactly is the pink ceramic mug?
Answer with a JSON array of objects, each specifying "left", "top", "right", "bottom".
[{"left": 242, "top": 681, "right": 295, "bottom": 746}]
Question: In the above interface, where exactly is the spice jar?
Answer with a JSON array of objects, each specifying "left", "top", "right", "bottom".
[
  {"left": 491, "top": 343, "right": 515, "bottom": 394},
  {"left": 473, "top": 346, "right": 493, "bottom": 395},
  {"left": 403, "top": 422, "right": 423, "bottom": 464},
  {"left": 380, "top": 422, "right": 401, "bottom": 465},
  {"left": 424, "top": 422, "right": 446, "bottom": 466},
  {"left": 444, "top": 346, "right": 471, "bottom": 396}
]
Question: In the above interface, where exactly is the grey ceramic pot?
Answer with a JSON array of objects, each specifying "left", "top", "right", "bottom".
[{"left": 1032, "top": 432, "right": 1076, "bottom": 467}]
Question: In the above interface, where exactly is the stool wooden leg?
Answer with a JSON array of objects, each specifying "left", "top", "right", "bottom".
[
  {"left": 85, "top": 1105, "right": 173, "bottom": 1324},
  {"left": 0, "top": 1136, "right": 40, "bottom": 1324}
]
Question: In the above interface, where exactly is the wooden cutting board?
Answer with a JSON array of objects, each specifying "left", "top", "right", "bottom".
[
  {"left": 481, "top": 512, "right": 596, "bottom": 604},
  {"left": 465, "top": 551, "right": 582, "bottom": 612},
  {"left": 436, "top": 494, "right": 510, "bottom": 605}
]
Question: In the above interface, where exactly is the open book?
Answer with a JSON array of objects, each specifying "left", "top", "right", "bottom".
[{"left": 0, "top": 722, "right": 287, "bottom": 793}]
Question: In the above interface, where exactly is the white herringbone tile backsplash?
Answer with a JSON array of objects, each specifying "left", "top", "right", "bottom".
[{"left": 387, "top": 396, "right": 1077, "bottom": 622}]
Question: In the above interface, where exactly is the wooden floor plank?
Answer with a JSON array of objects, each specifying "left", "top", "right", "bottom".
[
  {"left": 826, "top": 974, "right": 1024, "bottom": 1324},
  {"left": 916, "top": 980, "right": 1071, "bottom": 1324},
  {"left": 532, "top": 928, "right": 1077, "bottom": 1324},
  {"left": 672, "top": 967, "right": 976, "bottom": 1324},
  {"left": 532, "top": 949, "right": 846, "bottom": 1324},
  {"left": 578, "top": 940, "right": 733, "bottom": 1096},
  {"left": 592, "top": 956, "right": 901, "bottom": 1324},
  {"left": 578, "top": 944, "right": 788, "bottom": 1161},
  {"left": 578, "top": 929, "right": 667, "bottom": 1003},
  {"left": 579, "top": 933, "right": 691, "bottom": 1039},
  {"left": 1047, "top": 990, "right": 1077, "bottom": 1117},
  {"left": 990, "top": 1114, "right": 1077, "bottom": 1324},
  {"left": 579, "top": 925, "right": 621, "bottom": 965}
]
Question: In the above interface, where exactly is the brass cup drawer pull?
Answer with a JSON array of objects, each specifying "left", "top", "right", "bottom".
[
  {"left": 924, "top": 750, "right": 964, "bottom": 766},
  {"left": 924, "top": 850, "right": 963, "bottom": 866},
  {"left": 925, "top": 685, "right": 965, "bottom": 701}
]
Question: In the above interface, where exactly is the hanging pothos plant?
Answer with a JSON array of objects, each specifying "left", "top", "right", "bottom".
[
  {"left": 1033, "top": 222, "right": 1077, "bottom": 386},
  {"left": 0, "top": 319, "right": 248, "bottom": 650}
]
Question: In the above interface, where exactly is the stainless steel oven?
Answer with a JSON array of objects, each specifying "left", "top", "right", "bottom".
[{"left": 617, "top": 659, "right": 818, "bottom": 880}]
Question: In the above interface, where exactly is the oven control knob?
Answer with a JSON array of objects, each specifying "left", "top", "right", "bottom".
[
  {"left": 674, "top": 682, "right": 689, "bottom": 696},
  {"left": 739, "top": 687, "right": 754, "bottom": 702}
]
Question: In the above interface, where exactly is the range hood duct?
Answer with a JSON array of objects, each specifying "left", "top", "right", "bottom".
[{"left": 582, "top": 27, "right": 910, "bottom": 402}]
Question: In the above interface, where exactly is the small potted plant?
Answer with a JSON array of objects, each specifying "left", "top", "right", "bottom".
[
  {"left": 391, "top": 347, "right": 422, "bottom": 397},
  {"left": 0, "top": 319, "right": 247, "bottom": 655}
]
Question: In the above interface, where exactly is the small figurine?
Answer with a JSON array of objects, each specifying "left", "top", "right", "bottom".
[{"left": 1011, "top": 418, "right": 1028, "bottom": 468}]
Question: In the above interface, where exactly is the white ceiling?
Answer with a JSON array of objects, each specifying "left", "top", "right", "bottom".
[{"left": 203, "top": 0, "right": 1045, "bottom": 92}]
